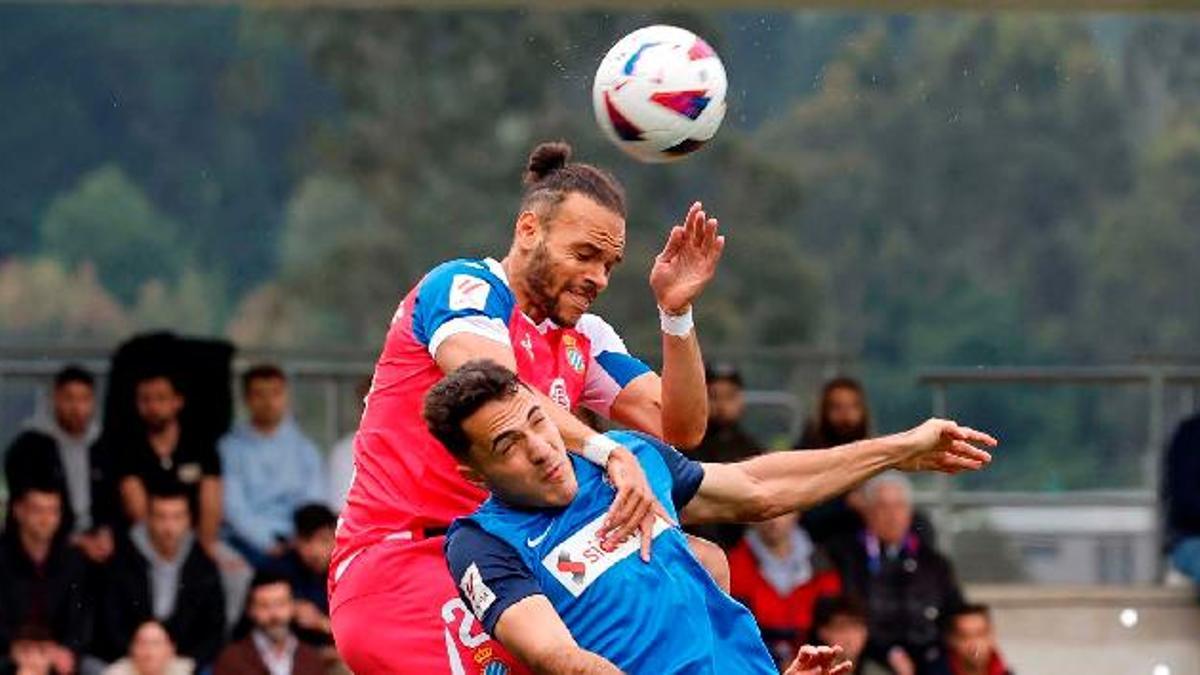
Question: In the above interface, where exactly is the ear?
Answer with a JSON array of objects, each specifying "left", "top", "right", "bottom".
[
  {"left": 513, "top": 210, "right": 543, "bottom": 252},
  {"left": 456, "top": 463, "right": 487, "bottom": 489}
]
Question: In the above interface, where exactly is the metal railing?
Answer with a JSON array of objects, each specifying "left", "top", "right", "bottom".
[{"left": 918, "top": 365, "right": 1200, "bottom": 580}]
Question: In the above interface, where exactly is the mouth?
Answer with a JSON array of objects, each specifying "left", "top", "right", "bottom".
[{"left": 543, "top": 460, "right": 566, "bottom": 484}]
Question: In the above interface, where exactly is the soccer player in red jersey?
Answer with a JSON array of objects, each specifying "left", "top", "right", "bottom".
[{"left": 330, "top": 141, "right": 726, "bottom": 674}]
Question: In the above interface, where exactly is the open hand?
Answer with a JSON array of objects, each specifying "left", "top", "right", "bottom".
[
  {"left": 896, "top": 418, "right": 997, "bottom": 474},
  {"left": 597, "top": 447, "right": 674, "bottom": 562},
  {"left": 649, "top": 201, "right": 725, "bottom": 315},
  {"left": 784, "top": 645, "right": 853, "bottom": 675}
]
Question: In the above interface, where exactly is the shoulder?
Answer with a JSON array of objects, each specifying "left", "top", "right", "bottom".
[
  {"left": 185, "top": 544, "right": 221, "bottom": 578},
  {"left": 418, "top": 258, "right": 513, "bottom": 300}
]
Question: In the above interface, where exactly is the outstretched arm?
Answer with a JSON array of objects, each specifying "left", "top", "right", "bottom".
[
  {"left": 608, "top": 202, "right": 724, "bottom": 450},
  {"left": 681, "top": 419, "right": 996, "bottom": 524},
  {"left": 493, "top": 596, "right": 622, "bottom": 675}
]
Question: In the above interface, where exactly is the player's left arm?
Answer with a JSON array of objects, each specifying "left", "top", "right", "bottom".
[
  {"left": 679, "top": 419, "right": 996, "bottom": 524},
  {"left": 445, "top": 524, "right": 621, "bottom": 674},
  {"left": 605, "top": 202, "right": 724, "bottom": 450}
]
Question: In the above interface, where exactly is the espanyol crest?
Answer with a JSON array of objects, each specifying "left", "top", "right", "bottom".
[{"left": 563, "top": 335, "right": 586, "bottom": 374}]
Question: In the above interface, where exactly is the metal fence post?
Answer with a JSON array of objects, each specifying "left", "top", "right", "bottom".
[
  {"left": 931, "top": 382, "right": 955, "bottom": 555},
  {"left": 1147, "top": 368, "right": 1166, "bottom": 581},
  {"left": 324, "top": 378, "right": 340, "bottom": 452}
]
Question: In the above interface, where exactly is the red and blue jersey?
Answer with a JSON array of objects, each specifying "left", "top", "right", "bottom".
[{"left": 332, "top": 257, "right": 651, "bottom": 581}]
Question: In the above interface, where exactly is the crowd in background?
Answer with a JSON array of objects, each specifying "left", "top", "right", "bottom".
[
  {"left": 0, "top": 344, "right": 1018, "bottom": 675},
  {"left": 688, "top": 366, "right": 1013, "bottom": 675},
  {"left": 1, "top": 354, "right": 352, "bottom": 675}
]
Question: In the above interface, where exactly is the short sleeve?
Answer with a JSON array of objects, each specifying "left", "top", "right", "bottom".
[
  {"left": 198, "top": 442, "right": 221, "bottom": 477},
  {"left": 411, "top": 260, "right": 517, "bottom": 358},
  {"left": 575, "top": 314, "right": 652, "bottom": 416},
  {"left": 621, "top": 432, "right": 705, "bottom": 511},
  {"left": 444, "top": 521, "right": 543, "bottom": 635}
]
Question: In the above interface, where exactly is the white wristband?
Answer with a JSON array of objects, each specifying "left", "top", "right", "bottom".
[
  {"left": 581, "top": 434, "right": 620, "bottom": 467},
  {"left": 659, "top": 305, "right": 694, "bottom": 337}
]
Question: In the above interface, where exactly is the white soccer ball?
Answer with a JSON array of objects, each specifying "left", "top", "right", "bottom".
[{"left": 592, "top": 25, "right": 728, "bottom": 163}]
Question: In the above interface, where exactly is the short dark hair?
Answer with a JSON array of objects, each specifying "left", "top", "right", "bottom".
[
  {"left": 146, "top": 482, "right": 191, "bottom": 512},
  {"left": 293, "top": 503, "right": 337, "bottom": 539},
  {"left": 134, "top": 370, "right": 180, "bottom": 394},
  {"left": 520, "top": 141, "right": 627, "bottom": 219},
  {"left": 705, "top": 362, "right": 743, "bottom": 388},
  {"left": 242, "top": 363, "right": 287, "bottom": 394},
  {"left": 54, "top": 365, "right": 95, "bottom": 390},
  {"left": 424, "top": 360, "right": 523, "bottom": 461},
  {"left": 812, "top": 596, "right": 868, "bottom": 635},
  {"left": 946, "top": 603, "right": 992, "bottom": 633},
  {"left": 248, "top": 569, "right": 292, "bottom": 597},
  {"left": 11, "top": 475, "right": 64, "bottom": 505}
]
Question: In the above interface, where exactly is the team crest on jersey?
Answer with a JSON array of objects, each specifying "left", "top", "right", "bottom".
[
  {"left": 562, "top": 335, "right": 585, "bottom": 374},
  {"left": 541, "top": 512, "right": 670, "bottom": 597}
]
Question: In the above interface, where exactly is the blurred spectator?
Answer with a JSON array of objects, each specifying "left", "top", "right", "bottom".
[
  {"left": 101, "top": 621, "right": 194, "bottom": 675},
  {"left": 5, "top": 366, "right": 117, "bottom": 563},
  {"left": 0, "top": 483, "right": 89, "bottom": 675},
  {"left": 220, "top": 365, "right": 325, "bottom": 566},
  {"left": 328, "top": 376, "right": 372, "bottom": 512},
  {"left": 797, "top": 377, "right": 871, "bottom": 545},
  {"left": 828, "top": 472, "right": 963, "bottom": 675},
  {"left": 115, "top": 372, "right": 222, "bottom": 551},
  {"left": 213, "top": 571, "right": 323, "bottom": 675},
  {"left": 811, "top": 597, "right": 892, "bottom": 675},
  {"left": 98, "top": 485, "right": 224, "bottom": 668},
  {"left": 686, "top": 363, "right": 762, "bottom": 549},
  {"left": 266, "top": 505, "right": 334, "bottom": 649},
  {"left": 798, "top": 377, "right": 871, "bottom": 450},
  {"left": 945, "top": 604, "right": 1012, "bottom": 675},
  {"left": 728, "top": 510, "right": 841, "bottom": 667},
  {"left": 1164, "top": 410, "right": 1200, "bottom": 583}
]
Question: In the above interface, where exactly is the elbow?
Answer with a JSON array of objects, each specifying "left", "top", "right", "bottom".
[{"left": 662, "top": 420, "right": 707, "bottom": 451}]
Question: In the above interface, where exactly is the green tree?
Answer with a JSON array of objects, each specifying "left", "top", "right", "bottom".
[{"left": 40, "top": 165, "right": 187, "bottom": 303}]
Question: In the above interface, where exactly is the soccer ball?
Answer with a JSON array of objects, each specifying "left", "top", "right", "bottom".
[{"left": 592, "top": 25, "right": 728, "bottom": 163}]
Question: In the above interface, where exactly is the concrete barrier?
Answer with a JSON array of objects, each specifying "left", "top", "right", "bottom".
[{"left": 970, "top": 585, "right": 1200, "bottom": 675}]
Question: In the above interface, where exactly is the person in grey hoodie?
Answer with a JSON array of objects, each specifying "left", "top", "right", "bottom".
[
  {"left": 219, "top": 365, "right": 326, "bottom": 566},
  {"left": 98, "top": 485, "right": 225, "bottom": 668},
  {"left": 5, "top": 366, "right": 117, "bottom": 563}
]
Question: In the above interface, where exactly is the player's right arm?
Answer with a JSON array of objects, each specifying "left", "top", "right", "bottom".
[
  {"left": 494, "top": 596, "right": 622, "bottom": 674},
  {"left": 412, "top": 262, "right": 661, "bottom": 553},
  {"left": 444, "top": 523, "right": 621, "bottom": 675}
]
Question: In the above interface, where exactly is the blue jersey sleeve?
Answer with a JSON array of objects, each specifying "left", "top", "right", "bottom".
[
  {"left": 616, "top": 431, "right": 705, "bottom": 511},
  {"left": 444, "top": 520, "right": 543, "bottom": 635},
  {"left": 411, "top": 260, "right": 516, "bottom": 354}
]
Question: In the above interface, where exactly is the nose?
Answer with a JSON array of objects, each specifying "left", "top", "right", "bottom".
[
  {"left": 527, "top": 434, "right": 554, "bottom": 465},
  {"left": 583, "top": 263, "right": 609, "bottom": 295}
]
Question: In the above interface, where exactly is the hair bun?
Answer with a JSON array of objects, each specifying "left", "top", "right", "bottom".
[{"left": 524, "top": 141, "right": 572, "bottom": 186}]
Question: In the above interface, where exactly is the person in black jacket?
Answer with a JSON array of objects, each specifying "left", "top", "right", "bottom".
[
  {"left": 4, "top": 366, "right": 120, "bottom": 564},
  {"left": 828, "top": 472, "right": 964, "bottom": 675},
  {"left": 1164, "top": 411, "right": 1200, "bottom": 583},
  {"left": 98, "top": 484, "right": 225, "bottom": 668},
  {"left": 0, "top": 481, "right": 90, "bottom": 675}
]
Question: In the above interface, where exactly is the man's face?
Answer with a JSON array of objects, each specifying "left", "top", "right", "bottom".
[
  {"left": 817, "top": 615, "right": 867, "bottom": 662},
  {"left": 249, "top": 582, "right": 295, "bottom": 643},
  {"left": 245, "top": 376, "right": 288, "bottom": 430},
  {"left": 518, "top": 193, "right": 625, "bottom": 327},
  {"left": 825, "top": 386, "right": 865, "bottom": 438},
  {"left": 14, "top": 490, "right": 62, "bottom": 544},
  {"left": 136, "top": 378, "right": 183, "bottom": 433},
  {"left": 460, "top": 390, "right": 578, "bottom": 509},
  {"left": 750, "top": 510, "right": 798, "bottom": 549},
  {"left": 865, "top": 482, "right": 913, "bottom": 546},
  {"left": 130, "top": 622, "right": 175, "bottom": 675},
  {"left": 948, "top": 613, "right": 995, "bottom": 668},
  {"left": 708, "top": 379, "right": 745, "bottom": 427},
  {"left": 147, "top": 497, "right": 191, "bottom": 555},
  {"left": 53, "top": 382, "right": 94, "bottom": 437},
  {"left": 296, "top": 527, "right": 334, "bottom": 574}
]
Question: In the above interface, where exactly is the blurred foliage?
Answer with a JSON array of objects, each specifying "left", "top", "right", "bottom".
[{"left": 2, "top": 8, "right": 1199, "bottom": 489}]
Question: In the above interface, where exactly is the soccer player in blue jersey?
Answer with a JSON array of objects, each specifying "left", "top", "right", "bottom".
[{"left": 425, "top": 361, "right": 996, "bottom": 675}]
